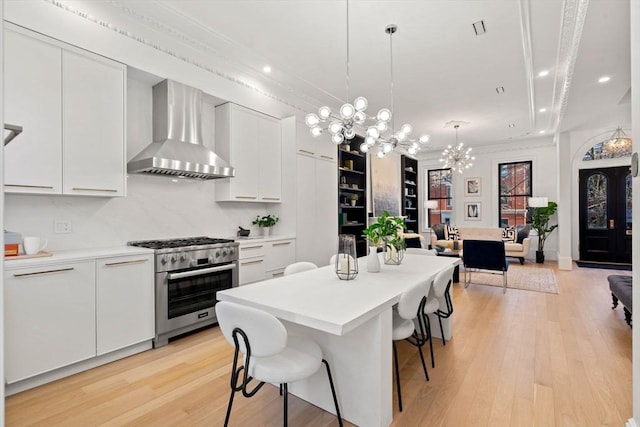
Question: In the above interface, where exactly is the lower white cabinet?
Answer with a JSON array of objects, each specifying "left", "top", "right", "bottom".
[
  {"left": 4, "top": 261, "right": 96, "bottom": 384},
  {"left": 238, "top": 238, "right": 296, "bottom": 285},
  {"left": 96, "top": 254, "right": 154, "bottom": 355}
]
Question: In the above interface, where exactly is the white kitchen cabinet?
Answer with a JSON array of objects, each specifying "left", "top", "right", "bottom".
[
  {"left": 238, "top": 241, "right": 266, "bottom": 285},
  {"left": 96, "top": 254, "right": 154, "bottom": 355},
  {"left": 63, "top": 49, "right": 126, "bottom": 196},
  {"left": 4, "top": 261, "right": 96, "bottom": 384},
  {"left": 4, "top": 27, "right": 63, "bottom": 194},
  {"left": 215, "top": 103, "right": 282, "bottom": 202},
  {"left": 296, "top": 120, "right": 338, "bottom": 163},
  {"left": 265, "top": 238, "right": 296, "bottom": 278},
  {"left": 3, "top": 24, "right": 126, "bottom": 197},
  {"left": 296, "top": 153, "right": 338, "bottom": 267}
]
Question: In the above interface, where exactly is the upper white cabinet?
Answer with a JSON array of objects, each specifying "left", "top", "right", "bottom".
[
  {"left": 4, "top": 24, "right": 126, "bottom": 197},
  {"left": 4, "top": 28, "right": 63, "bottom": 194},
  {"left": 296, "top": 120, "right": 337, "bottom": 162},
  {"left": 63, "top": 50, "right": 126, "bottom": 196},
  {"left": 215, "top": 103, "right": 282, "bottom": 202}
]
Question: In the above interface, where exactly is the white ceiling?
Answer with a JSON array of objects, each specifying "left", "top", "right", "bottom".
[{"left": 65, "top": 0, "right": 631, "bottom": 152}]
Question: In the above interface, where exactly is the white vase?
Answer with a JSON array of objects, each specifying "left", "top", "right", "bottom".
[
  {"left": 262, "top": 227, "right": 270, "bottom": 237},
  {"left": 367, "top": 246, "right": 380, "bottom": 273}
]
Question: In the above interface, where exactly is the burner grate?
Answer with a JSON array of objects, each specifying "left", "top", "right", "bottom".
[{"left": 128, "top": 236, "right": 235, "bottom": 250}]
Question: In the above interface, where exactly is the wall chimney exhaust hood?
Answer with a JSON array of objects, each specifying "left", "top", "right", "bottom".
[{"left": 127, "top": 80, "right": 235, "bottom": 180}]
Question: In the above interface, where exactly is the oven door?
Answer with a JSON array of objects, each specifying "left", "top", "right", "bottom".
[{"left": 157, "top": 262, "right": 237, "bottom": 337}]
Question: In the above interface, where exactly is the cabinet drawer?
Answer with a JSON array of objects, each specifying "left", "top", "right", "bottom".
[
  {"left": 239, "top": 257, "right": 266, "bottom": 285},
  {"left": 265, "top": 239, "right": 296, "bottom": 271},
  {"left": 239, "top": 243, "right": 265, "bottom": 259}
]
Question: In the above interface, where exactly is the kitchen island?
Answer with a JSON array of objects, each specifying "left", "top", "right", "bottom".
[{"left": 217, "top": 253, "right": 460, "bottom": 426}]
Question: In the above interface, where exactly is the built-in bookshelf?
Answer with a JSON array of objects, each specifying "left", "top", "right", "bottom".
[
  {"left": 338, "top": 136, "right": 367, "bottom": 257},
  {"left": 401, "top": 155, "right": 419, "bottom": 233}
]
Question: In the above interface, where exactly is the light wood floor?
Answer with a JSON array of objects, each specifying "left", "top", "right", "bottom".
[{"left": 6, "top": 263, "right": 633, "bottom": 426}]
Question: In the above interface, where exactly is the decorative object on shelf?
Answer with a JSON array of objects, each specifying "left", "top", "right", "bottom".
[
  {"left": 349, "top": 194, "right": 359, "bottom": 206},
  {"left": 440, "top": 124, "right": 475, "bottom": 173},
  {"left": 252, "top": 214, "right": 279, "bottom": 236},
  {"left": 362, "top": 210, "right": 406, "bottom": 265},
  {"left": 237, "top": 226, "right": 250, "bottom": 237},
  {"left": 528, "top": 197, "right": 558, "bottom": 263},
  {"left": 335, "top": 234, "right": 358, "bottom": 280},
  {"left": 464, "top": 177, "right": 481, "bottom": 196},
  {"left": 464, "top": 202, "right": 481, "bottom": 221},
  {"left": 360, "top": 24, "right": 430, "bottom": 158},
  {"left": 304, "top": 0, "right": 377, "bottom": 145}
]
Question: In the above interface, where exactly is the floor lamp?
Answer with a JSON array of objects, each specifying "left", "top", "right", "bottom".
[{"left": 424, "top": 200, "right": 439, "bottom": 249}]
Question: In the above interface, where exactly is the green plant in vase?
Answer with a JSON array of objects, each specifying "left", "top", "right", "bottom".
[
  {"left": 362, "top": 210, "right": 406, "bottom": 265},
  {"left": 252, "top": 214, "right": 279, "bottom": 237},
  {"left": 530, "top": 201, "right": 558, "bottom": 263}
]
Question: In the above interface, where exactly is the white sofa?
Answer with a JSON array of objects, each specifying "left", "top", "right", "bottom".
[{"left": 430, "top": 226, "right": 531, "bottom": 264}]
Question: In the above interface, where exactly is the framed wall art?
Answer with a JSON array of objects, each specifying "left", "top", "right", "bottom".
[
  {"left": 465, "top": 202, "right": 481, "bottom": 221},
  {"left": 465, "top": 177, "right": 481, "bottom": 196}
]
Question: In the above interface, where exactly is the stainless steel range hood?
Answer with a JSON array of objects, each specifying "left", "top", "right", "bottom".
[{"left": 127, "top": 80, "right": 235, "bottom": 180}]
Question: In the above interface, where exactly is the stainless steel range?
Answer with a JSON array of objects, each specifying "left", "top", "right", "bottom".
[{"left": 128, "top": 236, "right": 239, "bottom": 347}]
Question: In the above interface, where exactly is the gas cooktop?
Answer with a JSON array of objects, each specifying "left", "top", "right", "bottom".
[{"left": 128, "top": 236, "right": 235, "bottom": 250}]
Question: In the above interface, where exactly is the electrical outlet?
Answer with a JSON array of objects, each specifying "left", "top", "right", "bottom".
[{"left": 54, "top": 220, "right": 72, "bottom": 234}]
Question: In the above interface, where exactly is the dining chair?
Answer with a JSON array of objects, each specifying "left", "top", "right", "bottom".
[
  {"left": 392, "top": 280, "right": 430, "bottom": 412},
  {"left": 216, "top": 301, "right": 343, "bottom": 427},
  {"left": 421, "top": 266, "right": 455, "bottom": 369},
  {"left": 283, "top": 261, "right": 318, "bottom": 276}
]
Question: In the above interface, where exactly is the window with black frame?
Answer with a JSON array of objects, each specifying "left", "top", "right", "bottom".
[
  {"left": 426, "top": 168, "right": 453, "bottom": 228},
  {"left": 498, "top": 161, "right": 532, "bottom": 228}
]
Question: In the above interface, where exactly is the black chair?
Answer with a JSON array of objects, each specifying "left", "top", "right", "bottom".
[{"left": 462, "top": 239, "right": 509, "bottom": 293}]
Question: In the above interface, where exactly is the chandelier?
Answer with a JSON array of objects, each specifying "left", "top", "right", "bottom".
[
  {"left": 361, "top": 24, "right": 430, "bottom": 158},
  {"left": 439, "top": 124, "right": 474, "bottom": 173},
  {"left": 602, "top": 127, "right": 632, "bottom": 156},
  {"left": 304, "top": 0, "right": 379, "bottom": 145}
]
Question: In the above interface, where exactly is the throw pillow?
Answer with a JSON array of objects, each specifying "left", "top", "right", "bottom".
[
  {"left": 516, "top": 224, "right": 531, "bottom": 244},
  {"left": 431, "top": 223, "right": 446, "bottom": 240},
  {"left": 502, "top": 227, "right": 516, "bottom": 242},
  {"left": 445, "top": 225, "right": 459, "bottom": 241}
]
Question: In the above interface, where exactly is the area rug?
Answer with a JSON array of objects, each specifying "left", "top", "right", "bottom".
[
  {"left": 576, "top": 261, "right": 631, "bottom": 271},
  {"left": 464, "top": 264, "right": 559, "bottom": 294}
]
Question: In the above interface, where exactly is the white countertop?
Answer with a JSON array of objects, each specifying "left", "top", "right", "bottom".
[
  {"left": 217, "top": 253, "right": 460, "bottom": 336},
  {"left": 4, "top": 246, "right": 156, "bottom": 269}
]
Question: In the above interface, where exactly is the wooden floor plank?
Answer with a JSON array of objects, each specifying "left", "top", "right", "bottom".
[{"left": 5, "top": 263, "right": 632, "bottom": 426}]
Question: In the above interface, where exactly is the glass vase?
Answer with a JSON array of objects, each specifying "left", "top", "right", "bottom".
[
  {"left": 384, "top": 243, "right": 404, "bottom": 265},
  {"left": 335, "top": 234, "right": 358, "bottom": 280}
]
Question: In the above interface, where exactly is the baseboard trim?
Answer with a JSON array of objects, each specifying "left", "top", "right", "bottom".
[{"left": 558, "top": 255, "right": 573, "bottom": 270}]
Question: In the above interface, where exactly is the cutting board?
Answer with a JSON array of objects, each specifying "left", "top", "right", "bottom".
[{"left": 5, "top": 251, "right": 52, "bottom": 260}]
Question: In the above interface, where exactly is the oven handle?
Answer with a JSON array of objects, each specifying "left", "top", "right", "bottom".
[{"left": 167, "top": 263, "right": 236, "bottom": 281}]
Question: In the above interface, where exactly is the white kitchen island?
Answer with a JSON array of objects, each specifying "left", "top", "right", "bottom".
[{"left": 216, "top": 253, "right": 460, "bottom": 426}]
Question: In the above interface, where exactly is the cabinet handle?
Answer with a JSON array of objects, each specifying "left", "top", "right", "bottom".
[
  {"left": 72, "top": 187, "right": 118, "bottom": 193},
  {"left": 299, "top": 149, "right": 315, "bottom": 155},
  {"left": 104, "top": 259, "right": 149, "bottom": 267},
  {"left": 272, "top": 242, "right": 291, "bottom": 247},
  {"left": 242, "top": 245, "right": 264, "bottom": 250},
  {"left": 320, "top": 155, "right": 335, "bottom": 160},
  {"left": 14, "top": 267, "right": 74, "bottom": 277},
  {"left": 235, "top": 196, "right": 257, "bottom": 200},
  {"left": 5, "top": 184, "right": 54, "bottom": 189},
  {"left": 241, "top": 259, "right": 264, "bottom": 266},
  {"left": 261, "top": 197, "right": 280, "bottom": 201},
  {"left": 271, "top": 271, "right": 284, "bottom": 278}
]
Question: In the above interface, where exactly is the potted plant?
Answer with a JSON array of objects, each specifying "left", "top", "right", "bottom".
[
  {"left": 530, "top": 201, "right": 558, "bottom": 263},
  {"left": 362, "top": 211, "right": 406, "bottom": 267},
  {"left": 252, "top": 214, "right": 279, "bottom": 237},
  {"left": 349, "top": 194, "right": 359, "bottom": 206}
]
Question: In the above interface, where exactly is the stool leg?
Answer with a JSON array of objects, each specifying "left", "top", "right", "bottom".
[
  {"left": 282, "top": 383, "right": 288, "bottom": 427},
  {"left": 322, "top": 360, "right": 343, "bottom": 427},
  {"left": 393, "top": 341, "right": 403, "bottom": 412}
]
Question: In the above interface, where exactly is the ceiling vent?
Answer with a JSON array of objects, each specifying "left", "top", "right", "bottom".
[{"left": 473, "top": 20, "right": 486, "bottom": 36}]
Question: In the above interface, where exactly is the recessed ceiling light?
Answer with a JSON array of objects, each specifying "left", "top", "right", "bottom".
[
  {"left": 538, "top": 70, "right": 549, "bottom": 77},
  {"left": 539, "top": 108, "right": 547, "bottom": 113},
  {"left": 508, "top": 123, "right": 516, "bottom": 128},
  {"left": 496, "top": 86, "right": 505, "bottom": 94},
  {"left": 598, "top": 76, "right": 611, "bottom": 83},
  {"left": 263, "top": 65, "right": 272, "bottom": 73},
  {"left": 539, "top": 130, "right": 545, "bottom": 134}
]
